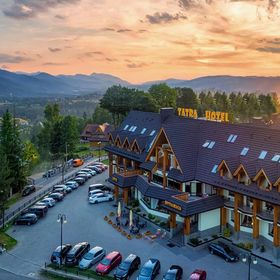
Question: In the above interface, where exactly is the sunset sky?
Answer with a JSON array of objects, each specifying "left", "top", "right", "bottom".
[{"left": 0, "top": 0, "right": 280, "bottom": 83}]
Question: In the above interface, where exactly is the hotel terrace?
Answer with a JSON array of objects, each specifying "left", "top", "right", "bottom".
[{"left": 104, "top": 108, "right": 280, "bottom": 257}]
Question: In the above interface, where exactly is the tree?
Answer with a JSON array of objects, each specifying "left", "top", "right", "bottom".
[
  {"left": 176, "top": 88, "right": 198, "bottom": 109},
  {"left": 23, "top": 141, "right": 40, "bottom": 175},
  {"left": 148, "top": 83, "right": 177, "bottom": 110},
  {"left": 259, "top": 94, "right": 276, "bottom": 117},
  {"left": 92, "top": 105, "right": 113, "bottom": 124}
]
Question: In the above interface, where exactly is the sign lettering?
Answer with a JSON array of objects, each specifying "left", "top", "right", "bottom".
[{"left": 164, "top": 200, "right": 182, "bottom": 211}]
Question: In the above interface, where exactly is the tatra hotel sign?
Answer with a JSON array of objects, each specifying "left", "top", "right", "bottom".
[
  {"left": 164, "top": 200, "right": 182, "bottom": 211},
  {"left": 177, "top": 108, "right": 229, "bottom": 122}
]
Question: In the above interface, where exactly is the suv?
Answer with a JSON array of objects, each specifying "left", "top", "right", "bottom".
[
  {"left": 89, "top": 184, "right": 112, "bottom": 193},
  {"left": 114, "top": 254, "right": 141, "bottom": 280},
  {"left": 65, "top": 242, "right": 90, "bottom": 266},
  {"left": 14, "top": 213, "right": 38, "bottom": 225},
  {"left": 208, "top": 242, "right": 239, "bottom": 262},
  {"left": 137, "top": 259, "right": 161, "bottom": 280},
  {"left": 96, "top": 251, "right": 122, "bottom": 275},
  {"left": 163, "top": 265, "right": 183, "bottom": 280},
  {"left": 22, "top": 185, "right": 36, "bottom": 196},
  {"left": 51, "top": 244, "right": 72, "bottom": 264},
  {"left": 48, "top": 192, "right": 64, "bottom": 201},
  {"left": 27, "top": 205, "right": 48, "bottom": 218}
]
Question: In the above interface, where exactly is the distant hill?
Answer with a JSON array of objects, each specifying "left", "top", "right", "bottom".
[{"left": 0, "top": 69, "right": 279, "bottom": 98}]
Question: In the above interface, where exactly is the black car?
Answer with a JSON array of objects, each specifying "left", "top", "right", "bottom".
[
  {"left": 51, "top": 244, "right": 72, "bottom": 264},
  {"left": 89, "top": 184, "right": 112, "bottom": 193},
  {"left": 208, "top": 242, "right": 239, "bottom": 262},
  {"left": 65, "top": 242, "right": 90, "bottom": 266},
  {"left": 14, "top": 213, "right": 38, "bottom": 225},
  {"left": 163, "top": 265, "right": 183, "bottom": 280},
  {"left": 114, "top": 254, "right": 141, "bottom": 280},
  {"left": 22, "top": 185, "right": 36, "bottom": 196},
  {"left": 48, "top": 192, "right": 64, "bottom": 201},
  {"left": 137, "top": 259, "right": 161, "bottom": 280},
  {"left": 27, "top": 205, "right": 48, "bottom": 218},
  {"left": 73, "top": 177, "right": 86, "bottom": 185}
]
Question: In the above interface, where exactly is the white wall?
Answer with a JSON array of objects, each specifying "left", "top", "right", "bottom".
[
  {"left": 198, "top": 209, "right": 220, "bottom": 231},
  {"left": 259, "top": 219, "right": 273, "bottom": 242}
]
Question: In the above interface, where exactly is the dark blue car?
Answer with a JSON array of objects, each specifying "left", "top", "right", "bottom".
[
  {"left": 208, "top": 242, "right": 239, "bottom": 262},
  {"left": 137, "top": 258, "right": 160, "bottom": 280}
]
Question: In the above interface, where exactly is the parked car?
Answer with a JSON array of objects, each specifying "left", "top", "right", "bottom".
[
  {"left": 65, "top": 242, "right": 90, "bottom": 266},
  {"left": 52, "top": 187, "right": 67, "bottom": 196},
  {"left": 14, "top": 213, "right": 38, "bottom": 225},
  {"left": 114, "top": 254, "right": 141, "bottom": 280},
  {"left": 81, "top": 168, "right": 96, "bottom": 176},
  {"left": 89, "top": 184, "right": 112, "bottom": 193},
  {"left": 22, "top": 185, "right": 36, "bottom": 196},
  {"left": 40, "top": 197, "right": 56, "bottom": 207},
  {"left": 96, "top": 251, "right": 122, "bottom": 275},
  {"left": 87, "top": 166, "right": 103, "bottom": 174},
  {"left": 65, "top": 181, "right": 79, "bottom": 190},
  {"left": 91, "top": 162, "right": 107, "bottom": 169},
  {"left": 79, "top": 246, "right": 106, "bottom": 269},
  {"left": 53, "top": 184, "right": 72, "bottom": 193},
  {"left": 88, "top": 189, "right": 104, "bottom": 197},
  {"left": 48, "top": 192, "right": 64, "bottom": 202},
  {"left": 51, "top": 244, "right": 72, "bottom": 264},
  {"left": 73, "top": 158, "right": 84, "bottom": 167},
  {"left": 137, "top": 259, "right": 161, "bottom": 280},
  {"left": 27, "top": 205, "right": 48, "bottom": 218},
  {"left": 189, "top": 270, "right": 207, "bottom": 280},
  {"left": 77, "top": 171, "right": 92, "bottom": 179},
  {"left": 163, "top": 265, "right": 183, "bottom": 280},
  {"left": 89, "top": 193, "right": 114, "bottom": 204},
  {"left": 208, "top": 242, "right": 239, "bottom": 262},
  {"left": 76, "top": 174, "right": 89, "bottom": 182},
  {"left": 73, "top": 176, "right": 86, "bottom": 185}
]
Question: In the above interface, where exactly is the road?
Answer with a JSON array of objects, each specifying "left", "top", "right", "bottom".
[{"left": 1, "top": 170, "right": 280, "bottom": 280}]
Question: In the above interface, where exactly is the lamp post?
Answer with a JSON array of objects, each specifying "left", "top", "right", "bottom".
[
  {"left": 98, "top": 141, "right": 101, "bottom": 162},
  {"left": 61, "top": 142, "right": 68, "bottom": 183},
  {"left": 242, "top": 252, "right": 258, "bottom": 280},
  {"left": 57, "top": 214, "right": 67, "bottom": 266}
]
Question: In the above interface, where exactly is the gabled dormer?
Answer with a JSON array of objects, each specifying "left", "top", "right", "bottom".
[
  {"left": 273, "top": 176, "right": 280, "bottom": 192},
  {"left": 253, "top": 169, "right": 272, "bottom": 191},
  {"left": 233, "top": 164, "right": 251, "bottom": 185},
  {"left": 108, "top": 133, "right": 114, "bottom": 144},
  {"left": 122, "top": 137, "right": 130, "bottom": 150},
  {"left": 131, "top": 139, "right": 141, "bottom": 153},
  {"left": 115, "top": 135, "right": 122, "bottom": 148},
  {"left": 217, "top": 160, "right": 232, "bottom": 180}
]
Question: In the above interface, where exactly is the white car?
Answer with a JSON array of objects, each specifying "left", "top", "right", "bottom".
[
  {"left": 77, "top": 171, "right": 92, "bottom": 178},
  {"left": 89, "top": 193, "right": 114, "bottom": 204},
  {"left": 40, "top": 197, "right": 56, "bottom": 207},
  {"left": 81, "top": 168, "right": 96, "bottom": 176},
  {"left": 65, "top": 181, "right": 79, "bottom": 190},
  {"left": 88, "top": 189, "right": 104, "bottom": 197}
]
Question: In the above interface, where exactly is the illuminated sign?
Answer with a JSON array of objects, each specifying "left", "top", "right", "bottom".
[
  {"left": 177, "top": 108, "right": 229, "bottom": 122},
  {"left": 164, "top": 200, "right": 182, "bottom": 211},
  {"left": 112, "top": 177, "right": 118, "bottom": 182}
]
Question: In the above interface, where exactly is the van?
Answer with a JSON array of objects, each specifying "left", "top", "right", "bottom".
[{"left": 73, "top": 159, "right": 84, "bottom": 167}]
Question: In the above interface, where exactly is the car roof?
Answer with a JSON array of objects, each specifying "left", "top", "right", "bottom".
[
  {"left": 89, "top": 246, "right": 103, "bottom": 254},
  {"left": 145, "top": 258, "right": 159, "bottom": 267},
  {"left": 90, "top": 184, "right": 104, "bottom": 187},
  {"left": 21, "top": 213, "right": 36, "bottom": 217},
  {"left": 106, "top": 251, "right": 120, "bottom": 259},
  {"left": 124, "top": 254, "right": 138, "bottom": 263}
]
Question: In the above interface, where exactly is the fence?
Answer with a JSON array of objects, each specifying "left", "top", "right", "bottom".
[{"left": 0, "top": 155, "right": 108, "bottom": 227}]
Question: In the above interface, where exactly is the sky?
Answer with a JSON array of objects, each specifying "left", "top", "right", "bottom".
[{"left": 0, "top": 0, "right": 280, "bottom": 83}]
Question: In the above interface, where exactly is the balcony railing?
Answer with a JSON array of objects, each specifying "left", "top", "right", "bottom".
[
  {"left": 238, "top": 205, "right": 253, "bottom": 215},
  {"left": 120, "top": 169, "right": 142, "bottom": 177},
  {"left": 257, "top": 210, "right": 274, "bottom": 222},
  {"left": 224, "top": 198, "right": 234, "bottom": 208}
]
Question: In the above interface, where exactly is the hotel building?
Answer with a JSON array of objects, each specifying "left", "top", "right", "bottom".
[{"left": 104, "top": 108, "right": 280, "bottom": 257}]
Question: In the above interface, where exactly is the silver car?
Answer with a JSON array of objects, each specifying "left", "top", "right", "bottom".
[{"left": 79, "top": 246, "right": 106, "bottom": 269}]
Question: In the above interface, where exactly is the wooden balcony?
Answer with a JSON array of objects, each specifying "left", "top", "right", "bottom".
[
  {"left": 120, "top": 169, "right": 142, "bottom": 177},
  {"left": 257, "top": 210, "right": 274, "bottom": 222},
  {"left": 224, "top": 198, "right": 234, "bottom": 209}
]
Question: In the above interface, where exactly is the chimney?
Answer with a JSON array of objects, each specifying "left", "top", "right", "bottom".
[{"left": 160, "top": 108, "right": 174, "bottom": 123}]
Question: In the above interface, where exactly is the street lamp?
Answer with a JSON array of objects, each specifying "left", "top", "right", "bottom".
[
  {"left": 98, "top": 141, "right": 101, "bottom": 162},
  {"left": 57, "top": 214, "right": 67, "bottom": 266},
  {"left": 242, "top": 252, "right": 258, "bottom": 280}
]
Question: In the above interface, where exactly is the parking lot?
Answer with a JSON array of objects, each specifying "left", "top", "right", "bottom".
[{"left": 1, "top": 171, "right": 280, "bottom": 280}]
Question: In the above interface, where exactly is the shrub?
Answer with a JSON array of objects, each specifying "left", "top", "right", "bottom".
[
  {"left": 212, "top": 234, "right": 218, "bottom": 239},
  {"left": 260, "top": 245, "right": 266, "bottom": 253},
  {"left": 148, "top": 214, "right": 155, "bottom": 220},
  {"left": 223, "top": 227, "right": 231, "bottom": 238},
  {"left": 159, "top": 221, "right": 166, "bottom": 227},
  {"left": 104, "top": 216, "right": 108, "bottom": 221},
  {"left": 237, "top": 242, "right": 245, "bottom": 249},
  {"left": 190, "top": 238, "right": 200, "bottom": 246},
  {"left": 108, "top": 220, "right": 112, "bottom": 224},
  {"left": 109, "top": 212, "right": 115, "bottom": 217},
  {"left": 245, "top": 243, "right": 253, "bottom": 250},
  {"left": 127, "top": 234, "right": 132, "bottom": 240},
  {"left": 136, "top": 233, "right": 142, "bottom": 239},
  {"left": 131, "top": 200, "right": 140, "bottom": 208},
  {"left": 154, "top": 218, "right": 161, "bottom": 224}
]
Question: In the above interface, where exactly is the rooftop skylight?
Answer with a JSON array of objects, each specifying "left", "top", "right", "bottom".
[
  {"left": 202, "top": 140, "right": 215, "bottom": 149},
  {"left": 211, "top": 164, "right": 218, "bottom": 173},
  {"left": 150, "top": 130, "right": 156, "bottom": 136},
  {"left": 240, "top": 147, "right": 249, "bottom": 156},
  {"left": 227, "top": 134, "right": 238, "bottom": 143},
  {"left": 141, "top": 128, "right": 147, "bottom": 134},
  {"left": 258, "top": 150, "right": 267, "bottom": 160},
  {"left": 123, "top": 125, "right": 129, "bottom": 130},
  {"left": 272, "top": 154, "right": 280, "bottom": 162},
  {"left": 131, "top": 126, "right": 137, "bottom": 132}
]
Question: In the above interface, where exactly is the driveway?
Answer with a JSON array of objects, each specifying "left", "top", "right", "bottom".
[{"left": 0, "top": 170, "right": 280, "bottom": 280}]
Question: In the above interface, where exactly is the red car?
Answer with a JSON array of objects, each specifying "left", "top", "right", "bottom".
[
  {"left": 96, "top": 251, "right": 122, "bottom": 275},
  {"left": 189, "top": 270, "right": 207, "bottom": 280}
]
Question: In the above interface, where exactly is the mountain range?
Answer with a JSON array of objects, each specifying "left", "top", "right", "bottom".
[{"left": 0, "top": 69, "right": 279, "bottom": 98}]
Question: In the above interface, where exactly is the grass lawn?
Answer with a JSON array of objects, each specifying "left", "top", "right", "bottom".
[
  {"left": 0, "top": 224, "right": 17, "bottom": 250},
  {"left": 102, "top": 159, "right": 109, "bottom": 165},
  {"left": 47, "top": 263, "right": 113, "bottom": 280}
]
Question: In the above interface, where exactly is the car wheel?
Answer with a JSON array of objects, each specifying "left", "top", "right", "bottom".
[
  {"left": 225, "top": 258, "right": 229, "bottom": 262},
  {"left": 109, "top": 198, "right": 113, "bottom": 201},
  {"left": 210, "top": 249, "right": 214, "bottom": 255},
  {"left": 27, "top": 222, "right": 31, "bottom": 226},
  {"left": 94, "top": 201, "right": 98, "bottom": 204}
]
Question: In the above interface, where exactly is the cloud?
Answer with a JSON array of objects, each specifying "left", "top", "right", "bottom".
[
  {"left": 1, "top": 65, "right": 9, "bottom": 69},
  {"left": 256, "top": 47, "right": 280, "bottom": 53},
  {"left": 101, "top": 28, "right": 115, "bottom": 32},
  {"left": 48, "top": 47, "right": 62, "bottom": 52},
  {"left": 106, "top": 57, "right": 117, "bottom": 62},
  {"left": 55, "top": 14, "right": 66, "bottom": 20},
  {"left": 179, "top": 0, "right": 199, "bottom": 9},
  {"left": 117, "top": 29, "right": 132, "bottom": 33},
  {"left": 146, "top": 12, "right": 187, "bottom": 24},
  {"left": 127, "top": 62, "right": 148, "bottom": 68},
  {"left": 2, "top": 0, "right": 80, "bottom": 20},
  {"left": 82, "top": 51, "right": 104, "bottom": 57},
  {"left": 0, "top": 53, "right": 32, "bottom": 63},
  {"left": 42, "top": 62, "right": 67, "bottom": 65}
]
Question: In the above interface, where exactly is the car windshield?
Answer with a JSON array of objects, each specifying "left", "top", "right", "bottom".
[
  {"left": 83, "top": 252, "right": 94, "bottom": 260},
  {"left": 119, "top": 262, "right": 130, "bottom": 270},
  {"left": 140, "top": 268, "right": 152, "bottom": 277},
  {"left": 53, "top": 251, "right": 61, "bottom": 257},
  {"left": 224, "top": 246, "right": 232, "bottom": 254},
  {"left": 101, "top": 258, "right": 111, "bottom": 266},
  {"left": 165, "top": 272, "right": 176, "bottom": 280}
]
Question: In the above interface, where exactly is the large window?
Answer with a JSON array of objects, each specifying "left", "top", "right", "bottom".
[
  {"left": 241, "top": 214, "right": 252, "bottom": 228},
  {"left": 152, "top": 174, "right": 163, "bottom": 185},
  {"left": 269, "top": 223, "right": 274, "bottom": 237},
  {"left": 168, "top": 179, "right": 181, "bottom": 190}
]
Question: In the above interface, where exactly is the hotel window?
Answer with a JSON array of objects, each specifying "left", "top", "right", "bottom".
[
  {"left": 211, "top": 165, "right": 218, "bottom": 173},
  {"left": 123, "top": 125, "right": 129, "bottom": 130},
  {"left": 258, "top": 150, "right": 267, "bottom": 160},
  {"left": 227, "top": 134, "right": 238, "bottom": 143},
  {"left": 150, "top": 130, "right": 156, "bottom": 136},
  {"left": 271, "top": 154, "right": 280, "bottom": 162},
  {"left": 269, "top": 224, "right": 274, "bottom": 237},
  {"left": 141, "top": 128, "right": 147, "bottom": 134},
  {"left": 240, "top": 147, "right": 249, "bottom": 156},
  {"left": 241, "top": 214, "right": 253, "bottom": 228}
]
